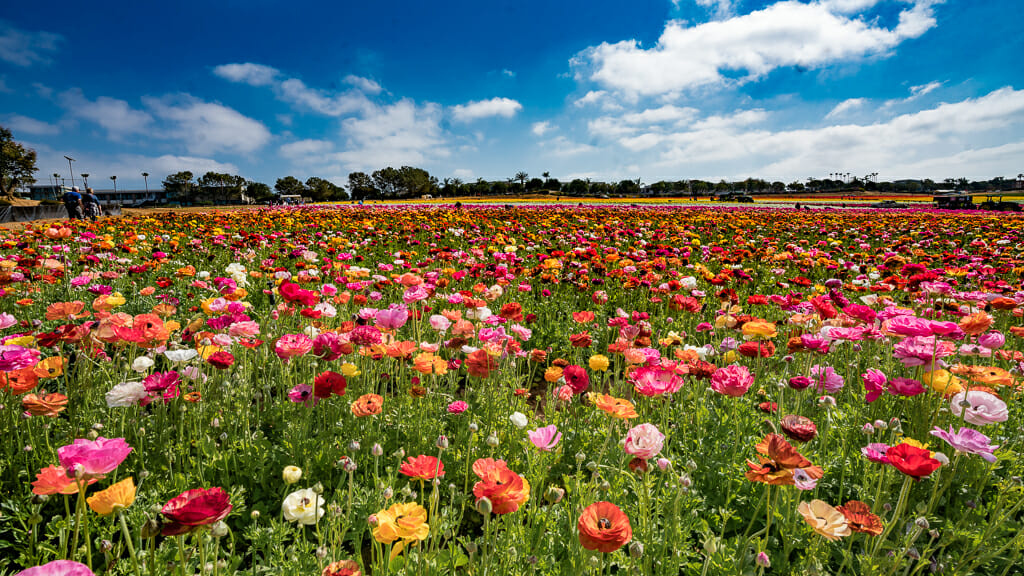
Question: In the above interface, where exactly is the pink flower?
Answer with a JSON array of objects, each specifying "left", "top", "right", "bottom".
[
  {"left": 861, "top": 369, "right": 887, "bottom": 403},
  {"left": 710, "top": 365, "right": 753, "bottom": 397},
  {"left": 810, "top": 365, "right": 844, "bottom": 393},
  {"left": 275, "top": 334, "right": 314, "bottom": 361},
  {"left": 143, "top": 371, "right": 179, "bottom": 393},
  {"left": 0, "top": 344, "right": 42, "bottom": 372},
  {"left": 861, "top": 443, "right": 891, "bottom": 464},
  {"left": 227, "top": 321, "right": 261, "bottom": 338},
  {"left": 623, "top": 423, "right": 665, "bottom": 460},
  {"left": 402, "top": 286, "right": 430, "bottom": 304},
  {"left": 888, "top": 377, "right": 925, "bottom": 397},
  {"left": 17, "top": 560, "right": 95, "bottom": 576},
  {"left": 885, "top": 316, "right": 934, "bottom": 337},
  {"left": 429, "top": 315, "right": 452, "bottom": 332},
  {"left": 978, "top": 331, "right": 1005, "bottom": 350},
  {"left": 555, "top": 385, "right": 574, "bottom": 401},
  {"left": 288, "top": 384, "right": 315, "bottom": 407},
  {"left": 893, "top": 336, "right": 956, "bottom": 368},
  {"left": 563, "top": 365, "right": 590, "bottom": 394},
  {"left": 695, "top": 322, "right": 713, "bottom": 332},
  {"left": 0, "top": 313, "right": 16, "bottom": 330},
  {"left": 631, "top": 365, "right": 685, "bottom": 397},
  {"left": 447, "top": 400, "right": 468, "bottom": 414},
  {"left": 949, "top": 390, "right": 1008, "bottom": 426},
  {"left": 375, "top": 305, "right": 410, "bottom": 330},
  {"left": 792, "top": 468, "right": 818, "bottom": 490},
  {"left": 312, "top": 332, "right": 345, "bottom": 361},
  {"left": 349, "top": 325, "right": 383, "bottom": 346},
  {"left": 527, "top": 424, "right": 562, "bottom": 451},
  {"left": 57, "top": 437, "right": 132, "bottom": 481},
  {"left": 930, "top": 426, "right": 999, "bottom": 463}
]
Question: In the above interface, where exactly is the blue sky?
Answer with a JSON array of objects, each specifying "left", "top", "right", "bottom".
[{"left": 1, "top": 0, "right": 1022, "bottom": 189}]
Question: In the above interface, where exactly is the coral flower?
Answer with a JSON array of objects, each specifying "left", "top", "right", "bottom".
[
  {"left": 745, "top": 434, "right": 824, "bottom": 485},
  {"left": 372, "top": 502, "right": 429, "bottom": 558},
  {"left": 275, "top": 334, "right": 314, "bottom": 360},
  {"left": 588, "top": 393, "right": 638, "bottom": 419},
  {"left": 527, "top": 424, "right": 562, "bottom": 451},
  {"left": 17, "top": 560, "right": 95, "bottom": 576},
  {"left": 32, "top": 465, "right": 95, "bottom": 495},
  {"left": 710, "top": 364, "right": 753, "bottom": 397},
  {"left": 577, "top": 501, "right": 633, "bottom": 553},
  {"left": 958, "top": 312, "right": 994, "bottom": 336},
  {"left": 322, "top": 560, "right": 362, "bottom": 576},
  {"left": 22, "top": 392, "right": 68, "bottom": 417},
  {"left": 886, "top": 443, "right": 941, "bottom": 480},
  {"left": 1, "top": 366, "right": 40, "bottom": 395},
  {"left": 58, "top": 437, "right": 132, "bottom": 481},
  {"left": 798, "top": 500, "right": 851, "bottom": 541},
  {"left": 836, "top": 500, "right": 883, "bottom": 535},
  {"left": 399, "top": 455, "right": 445, "bottom": 480},
  {"left": 351, "top": 394, "right": 384, "bottom": 417},
  {"left": 160, "top": 487, "right": 233, "bottom": 536},
  {"left": 472, "top": 458, "right": 530, "bottom": 514},
  {"left": 465, "top": 349, "right": 499, "bottom": 378},
  {"left": 87, "top": 477, "right": 137, "bottom": 515}
]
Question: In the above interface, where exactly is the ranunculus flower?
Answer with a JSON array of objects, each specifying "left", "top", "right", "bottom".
[
  {"left": 58, "top": 437, "right": 132, "bottom": 481},
  {"left": 275, "top": 334, "right": 314, "bottom": 360},
  {"left": 472, "top": 458, "right": 530, "bottom": 514},
  {"left": 0, "top": 344, "right": 42, "bottom": 372},
  {"left": 929, "top": 426, "right": 999, "bottom": 463},
  {"left": 836, "top": 500, "right": 883, "bottom": 535},
  {"left": 577, "top": 501, "right": 632, "bottom": 553},
  {"left": 949, "top": 390, "right": 1008, "bottom": 426},
  {"left": 527, "top": 424, "right": 562, "bottom": 451},
  {"left": 798, "top": 500, "right": 851, "bottom": 541},
  {"left": 888, "top": 377, "right": 925, "bottom": 397},
  {"left": 313, "top": 371, "right": 347, "bottom": 399},
  {"left": 710, "top": 364, "right": 753, "bottom": 397},
  {"left": 780, "top": 415, "right": 818, "bottom": 443},
  {"left": 86, "top": 477, "right": 136, "bottom": 515},
  {"left": 861, "top": 368, "right": 887, "bottom": 403},
  {"left": 631, "top": 365, "right": 685, "bottom": 397},
  {"left": 160, "top": 487, "right": 233, "bottom": 535},
  {"left": 886, "top": 443, "right": 941, "bottom": 480},
  {"left": 282, "top": 488, "right": 325, "bottom": 525},
  {"left": 206, "top": 351, "right": 234, "bottom": 370},
  {"left": 372, "top": 502, "right": 429, "bottom": 555},
  {"left": 589, "top": 354, "right": 610, "bottom": 372},
  {"left": 17, "top": 560, "right": 95, "bottom": 576},
  {"left": 810, "top": 365, "right": 844, "bottom": 393},
  {"left": 447, "top": 400, "right": 468, "bottom": 414},
  {"left": 399, "top": 455, "right": 445, "bottom": 480},
  {"left": 623, "top": 423, "right": 665, "bottom": 460},
  {"left": 562, "top": 365, "right": 590, "bottom": 393}
]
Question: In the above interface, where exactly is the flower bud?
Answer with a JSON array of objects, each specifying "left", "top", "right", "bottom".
[
  {"left": 210, "top": 521, "right": 229, "bottom": 538},
  {"left": 312, "top": 482, "right": 324, "bottom": 495},
  {"left": 383, "top": 487, "right": 394, "bottom": 500},
  {"left": 599, "top": 480, "right": 611, "bottom": 491},
  {"left": 861, "top": 423, "right": 875, "bottom": 435},
  {"left": 755, "top": 552, "right": 770, "bottom": 568},
  {"left": 915, "top": 517, "right": 930, "bottom": 530},
  {"left": 469, "top": 422, "right": 479, "bottom": 433},
  {"left": 372, "top": 443, "right": 383, "bottom": 457},
  {"left": 282, "top": 466, "right": 302, "bottom": 485},
  {"left": 485, "top": 432, "right": 500, "bottom": 448},
  {"left": 629, "top": 541, "right": 644, "bottom": 558},
  {"left": 348, "top": 440, "right": 361, "bottom": 452},
  {"left": 544, "top": 486, "right": 565, "bottom": 504},
  {"left": 575, "top": 451, "right": 587, "bottom": 463},
  {"left": 465, "top": 542, "right": 478, "bottom": 555},
  {"left": 874, "top": 419, "right": 887, "bottom": 430},
  {"left": 476, "top": 497, "right": 493, "bottom": 516},
  {"left": 436, "top": 435, "right": 449, "bottom": 450}
]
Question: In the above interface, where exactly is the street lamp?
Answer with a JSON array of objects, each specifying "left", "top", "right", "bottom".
[
  {"left": 142, "top": 172, "right": 149, "bottom": 198},
  {"left": 64, "top": 156, "right": 76, "bottom": 188},
  {"left": 110, "top": 175, "right": 117, "bottom": 200},
  {"left": 81, "top": 173, "right": 89, "bottom": 187}
]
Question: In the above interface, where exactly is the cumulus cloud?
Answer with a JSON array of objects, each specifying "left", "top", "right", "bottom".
[
  {"left": 3, "top": 114, "right": 59, "bottom": 135},
  {"left": 826, "top": 98, "right": 867, "bottom": 119},
  {"left": 531, "top": 121, "right": 554, "bottom": 136},
  {"left": 693, "top": 0, "right": 735, "bottom": 19},
  {"left": 212, "top": 63, "right": 280, "bottom": 86},
  {"left": 279, "top": 78, "right": 373, "bottom": 116},
  {"left": 60, "top": 89, "right": 154, "bottom": 138},
  {"left": 144, "top": 94, "right": 271, "bottom": 155},
  {"left": 577, "top": 0, "right": 940, "bottom": 96},
  {"left": 338, "top": 100, "right": 448, "bottom": 169},
  {"left": 451, "top": 97, "right": 523, "bottom": 122},
  {"left": 343, "top": 75, "right": 382, "bottom": 94},
  {"left": 452, "top": 168, "right": 475, "bottom": 179},
  {"left": 0, "top": 20, "right": 61, "bottom": 67}
]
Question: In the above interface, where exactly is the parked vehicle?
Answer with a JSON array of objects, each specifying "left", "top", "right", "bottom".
[
  {"left": 932, "top": 194, "right": 974, "bottom": 210},
  {"left": 870, "top": 200, "right": 906, "bottom": 209},
  {"left": 978, "top": 195, "right": 1022, "bottom": 212}
]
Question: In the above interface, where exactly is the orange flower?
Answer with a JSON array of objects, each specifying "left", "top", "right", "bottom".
[
  {"left": 959, "top": 312, "right": 994, "bottom": 336},
  {"left": 1, "top": 367, "right": 39, "bottom": 395},
  {"left": 412, "top": 352, "right": 448, "bottom": 375},
  {"left": 87, "top": 477, "right": 137, "bottom": 515},
  {"left": 22, "top": 392, "right": 68, "bottom": 417},
  {"left": 31, "top": 465, "right": 95, "bottom": 495},
  {"left": 465, "top": 349, "right": 498, "bottom": 378},
  {"left": 577, "top": 501, "right": 633, "bottom": 553},
  {"left": 45, "top": 301, "right": 91, "bottom": 321},
  {"left": 950, "top": 364, "right": 1014, "bottom": 387},
  {"left": 745, "top": 434, "right": 824, "bottom": 486},
  {"left": 741, "top": 319, "right": 777, "bottom": 340},
  {"left": 32, "top": 357, "right": 65, "bottom": 379},
  {"left": 472, "top": 458, "right": 530, "bottom": 514},
  {"left": 351, "top": 394, "right": 383, "bottom": 417},
  {"left": 588, "top": 393, "right": 638, "bottom": 419},
  {"left": 322, "top": 560, "right": 362, "bottom": 576},
  {"left": 572, "top": 311, "right": 596, "bottom": 323},
  {"left": 836, "top": 500, "right": 883, "bottom": 535},
  {"left": 399, "top": 455, "right": 445, "bottom": 481}
]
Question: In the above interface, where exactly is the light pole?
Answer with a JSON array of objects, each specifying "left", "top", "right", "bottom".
[
  {"left": 142, "top": 172, "right": 149, "bottom": 196},
  {"left": 64, "top": 156, "right": 76, "bottom": 188},
  {"left": 110, "top": 175, "right": 117, "bottom": 200},
  {"left": 81, "top": 173, "right": 89, "bottom": 188}
]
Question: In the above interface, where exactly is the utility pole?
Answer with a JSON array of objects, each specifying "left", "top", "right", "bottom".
[{"left": 64, "top": 156, "right": 76, "bottom": 188}]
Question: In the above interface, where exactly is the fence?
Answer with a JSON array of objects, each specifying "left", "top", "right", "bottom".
[{"left": 0, "top": 204, "right": 122, "bottom": 223}]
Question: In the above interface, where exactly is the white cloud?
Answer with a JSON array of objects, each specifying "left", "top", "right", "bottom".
[
  {"left": 531, "top": 121, "right": 554, "bottom": 136},
  {"left": 826, "top": 97, "right": 866, "bottom": 119},
  {"left": 279, "top": 78, "right": 372, "bottom": 116},
  {"left": 337, "top": 100, "right": 449, "bottom": 170},
  {"left": 35, "top": 146, "right": 239, "bottom": 188},
  {"left": 3, "top": 114, "right": 59, "bottom": 135},
  {"left": 578, "top": 0, "right": 940, "bottom": 96},
  {"left": 344, "top": 75, "right": 382, "bottom": 94},
  {"left": 543, "top": 136, "right": 597, "bottom": 157},
  {"left": 501, "top": 69, "right": 516, "bottom": 78},
  {"left": 144, "top": 95, "right": 271, "bottom": 155},
  {"left": 126, "top": 154, "right": 239, "bottom": 178},
  {"left": 910, "top": 80, "right": 942, "bottom": 98},
  {"left": 60, "top": 89, "right": 154, "bottom": 138},
  {"left": 212, "top": 63, "right": 280, "bottom": 86},
  {"left": 0, "top": 20, "right": 61, "bottom": 67},
  {"left": 452, "top": 168, "right": 474, "bottom": 179},
  {"left": 574, "top": 90, "right": 622, "bottom": 110},
  {"left": 451, "top": 97, "right": 523, "bottom": 122},
  {"left": 622, "top": 105, "right": 698, "bottom": 125},
  {"left": 694, "top": 0, "right": 735, "bottom": 19},
  {"left": 280, "top": 139, "right": 335, "bottom": 160}
]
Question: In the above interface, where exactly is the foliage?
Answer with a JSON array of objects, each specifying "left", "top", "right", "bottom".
[{"left": 0, "top": 126, "right": 38, "bottom": 197}]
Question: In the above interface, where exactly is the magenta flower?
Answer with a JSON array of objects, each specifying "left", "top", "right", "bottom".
[
  {"left": 885, "top": 316, "right": 934, "bottom": 337},
  {"left": 710, "top": 365, "right": 753, "bottom": 397},
  {"left": 447, "top": 400, "right": 468, "bottom": 414},
  {"left": 892, "top": 336, "right": 956, "bottom": 368},
  {"left": 143, "top": 371, "right": 180, "bottom": 393},
  {"left": 929, "top": 426, "right": 999, "bottom": 463},
  {"left": 978, "top": 331, "right": 1005, "bottom": 350},
  {"left": 57, "top": 437, "right": 132, "bottom": 481},
  {"left": 527, "top": 424, "right": 562, "bottom": 451},
  {"left": 17, "top": 560, "right": 95, "bottom": 576},
  {"left": 312, "top": 332, "right": 345, "bottom": 361},
  {"left": 623, "top": 423, "right": 665, "bottom": 460},
  {"left": 631, "top": 365, "right": 685, "bottom": 397},
  {"left": 861, "top": 368, "right": 887, "bottom": 403},
  {"left": 0, "top": 344, "right": 42, "bottom": 372},
  {"left": 349, "top": 325, "right": 383, "bottom": 347},
  {"left": 889, "top": 377, "right": 925, "bottom": 397},
  {"left": 861, "top": 443, "right": 891, "bottom": 464},
  {"left": 810, "top": 365, "right": 844, "bottom": 393},
  {"left": 375, "top": 305, "right": 410, "bottom": 330},
  {"left": 288, "top": 384, "right": 315, "bottom": 407}
]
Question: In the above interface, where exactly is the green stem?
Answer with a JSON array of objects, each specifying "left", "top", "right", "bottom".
[{"left": 118, "top": 511, "right": 143, "bottom": 576}]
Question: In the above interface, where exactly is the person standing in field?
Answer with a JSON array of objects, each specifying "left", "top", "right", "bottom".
[
  {"left": 83, "top": 188, "right": 102, "bottom": 221},
  {"left": 63, "top": 186, "right": 84, "bottom": 220}
]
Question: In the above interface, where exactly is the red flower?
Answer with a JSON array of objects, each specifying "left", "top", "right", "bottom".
[
  {"left": 279, "top": 282, "right": 318, "bottom": 306},
  {"left": 569, "top": 331, "right": 593, "bottom": 348},
  {"left": 206, "top": 351, "right": 234, "bottom": 370},
  {"left": 737, "top": 341, "right": 775, "bottom": 358},
  {"left": 313, "top": 371, "right": 347, "bottom": 399},
  {"left": 472, "top": 458, "right": 530, "bottom": 514},
  {"left": 780, "top": 414, "right": 818, "bottom": 443},
  {"left": 577, "top": 501, "right": 632, "bottom": 553},
  {"left": 572, "top": 311, "right": 595, "bottom": 324},
  {"left": 465, "top": 350, "right": 498, "bottom": 378},
  {"left": 399, "top": 455, "right": 445, "bottom": 480},
  {"left": 562, "top": 365, "right": 590, "bottom": 394},
  {"left": 886, "top": 443, "right": 941, "bottom": 480},
  {"left": 160, "top": 487, "right": 232, "bottom": 535},
  {"left": 498, "top": 302, "right": 524, "bottom": 321},
  {"left": 837, "top": 500, "right": 884, "bottom": 535}
]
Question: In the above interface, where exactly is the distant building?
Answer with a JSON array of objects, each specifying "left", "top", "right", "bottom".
[{"left": 28, "top": 185, "right": 174, "bottom": 207}]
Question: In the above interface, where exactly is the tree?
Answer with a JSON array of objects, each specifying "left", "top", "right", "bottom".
[
  {"left": 162, "top": 171, "right": 197, "bottom": 204},
  {"left": 544, "top": 178, "right": 562, "bottom": 192},
  {"left": 247, "top": 182, "right": 275, "bottom": 202},
  {"left": 306, "top": 177, "right": 347, "bottom": 202},
  {"left": 0, "top": 125, "right": 38, "bottom": 197},
  {"left": 526, "top": 178, "right": 544, "bottom": 192},
  {"left": 567, "top": 179, "right": 588, "bottom": 195},
  {"left": 372, "top": 167, "right": 403, "bottom": 197},
  {"left": 198, "top": 172, "right": 246, "bottom": 204},
  {"left": 348, "top": 172, "right": 377, "bottom": 200},
  {"left": 491, "top": 180, "right": 509, "bottom": 195},
  {"left": 514, "top": 171, "right": 528, "bottom": 189},
  {"left": 275, "top": 176, "right": 307, "bottom": 197},
  {"left": 615, "top": 179, "right": 639, "bottom": 196}
]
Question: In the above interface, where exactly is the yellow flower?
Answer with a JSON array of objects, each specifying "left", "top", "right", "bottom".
[
  {"left": 588, "top": 355, "right": 610, "bottom": 372},
  {"left": 921, "top": 370, "right": 963, "bottom": 397},
  {"left": 372, "top": 502, "right": 429, "bottom": 559},
  {"left": 721, "top": 351, "right": 737, "bottom": 364},
  {"left": 340, "top": 363, "right": 361, "bottom": 377},
  {"left": 87, "top": 477, "right": 136, "bottom": 515},
  {"left": 741, "top": 319, "right": 777, "bottom": 340},
  {"left": 798, "top": 499, "right": 850, "bottom": 541}
]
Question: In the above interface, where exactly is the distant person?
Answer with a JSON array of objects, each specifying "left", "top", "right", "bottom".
[
  {"left": 63, "top": 186, "right": 84, "bottom": 220},
  {"left": 83, "top": 188, "right": 102, "bottom": 221}
]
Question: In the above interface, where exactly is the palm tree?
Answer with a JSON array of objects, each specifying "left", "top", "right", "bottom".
[{"left": 515, "top": 171, "right": 528, "bottom": 188}]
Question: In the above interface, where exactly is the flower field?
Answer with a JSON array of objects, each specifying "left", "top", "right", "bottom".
[{"left": 2, "top": 204, "right": 1024, "bottom": 576}]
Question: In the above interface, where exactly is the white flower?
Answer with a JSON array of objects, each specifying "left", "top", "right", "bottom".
[
  {"left": 282, "top": 466, "right": 302, "bottom": 485},
  {"left": 163, "top": 349, "right": 199, "bottom": 364},
  {"left": 106, "top": 381, "right": 147, "bottom": 408},
  {"left": 282, "top": 488, "right": 324, "bottom": 525},
  {"left": 510, "top": 411, "right": 528, "bottom": 429},
  {"left": 131, "top": 356, "right": 154, "bottom": 373}
]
